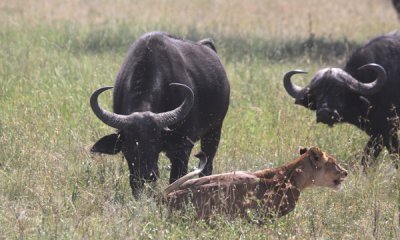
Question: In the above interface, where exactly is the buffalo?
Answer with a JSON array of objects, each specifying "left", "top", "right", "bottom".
[
  {"left": 284, "top": 31, "right": 400, "bottom": 168},
  {"left": 90, "top": 32, "right": 230, "bottom": 196},
  {"left": 393, "top": 0, "right": 400, "bottom": 18}
]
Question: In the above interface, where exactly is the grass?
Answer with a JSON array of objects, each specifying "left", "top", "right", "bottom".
[{"left": 1, "top": 0, "right": 399, "bottom": 239}]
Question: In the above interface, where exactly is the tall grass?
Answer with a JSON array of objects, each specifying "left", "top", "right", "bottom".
[{"left": 1, "top": 0, "right": 399, "bottom": 239}]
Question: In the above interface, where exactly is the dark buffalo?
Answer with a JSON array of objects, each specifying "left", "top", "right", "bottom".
[
  {"left": 284, "top": 32, "right": 400, "bottom": 167},
  {"left": 393, "top": 0, "right": 400, "bottom": 18},
  {"left": 90, "top": 32, "right": 230, "bottom": 196}
]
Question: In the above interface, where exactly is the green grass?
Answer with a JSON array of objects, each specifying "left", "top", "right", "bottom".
[{"left": 1, "top": 0, "right": 399, "bottom": 239}]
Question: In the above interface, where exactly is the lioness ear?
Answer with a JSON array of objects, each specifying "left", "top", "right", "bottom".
[
  {"left": 299, "top": 147, "right": 308, "bottom": 155},
  {"left": 308, "top": 147, "right": 322, "bottom": 163}
]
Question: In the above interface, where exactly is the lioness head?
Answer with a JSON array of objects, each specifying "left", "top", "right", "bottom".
[{"left": 304, "top": 147, "right": 348, "bottom": 189}]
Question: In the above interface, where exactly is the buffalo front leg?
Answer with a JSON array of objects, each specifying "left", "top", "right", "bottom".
[
  {"left": 383, "top": 131, "right": 400, "bottom": 168},
  {"left": 199, "top": 124, "right": 223, "bottom": 177},
  {"left": 166, "top": 148, "right": 192, "bottom": 184},
  {"left": 362, "top": 134, "right": 383, "bottom": 168},
  {"left": 126, "top": 160, "right": 144, "bottom": 198}
]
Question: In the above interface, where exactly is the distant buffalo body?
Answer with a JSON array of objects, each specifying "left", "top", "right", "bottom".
[
  {"left": 393, "top": 0, "right": 400, "bottom": 18},
  {"left": 90, "top": 32, "right": 230, "bottom": 196},
  {"left": 284, "top": 32, "right": 400, "bottom": 167}
]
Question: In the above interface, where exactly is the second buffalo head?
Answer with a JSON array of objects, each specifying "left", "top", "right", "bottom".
[{"left": 283, "top": 63, "right": 387, "bottom": 126}]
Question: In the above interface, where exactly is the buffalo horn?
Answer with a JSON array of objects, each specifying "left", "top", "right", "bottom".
[
  {"left": 335, "top": 63, "right": 387, "bottom": 95},
  {"left": 283, "top": 70, "right": 308, "bottom": 99},
  {"left": 153, "top": 83, "right": 194, "bottom": 129},
  {"left": 90, "top": 86, "right": 131, "bottom": 129},
  {"left": 90, "top": 83, "right": 194, "bottom": 130}
]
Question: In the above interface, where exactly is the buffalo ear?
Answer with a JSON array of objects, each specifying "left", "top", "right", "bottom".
[
  {"left": 198, "top": 38, "right": 217, "bottom": 53},
  {"left": 295, "top": 95, "right": 316, "bottom": 110},
  {"left": 299, "top": 147, "right": 308, "bottom": 155},
  {"left": 91, "top": 133, "right": 122, "bottom": 154}
]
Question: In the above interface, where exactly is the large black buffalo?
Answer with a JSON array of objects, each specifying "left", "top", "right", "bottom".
[
  {"left": 393, "top": 0, "right": 400, "bottom": 18},
  {"left": 284, "top": 31, "right": 400, "bottom": 167},
  {"left": 90, "top": 32, "right": 230, "bottom": 196}
]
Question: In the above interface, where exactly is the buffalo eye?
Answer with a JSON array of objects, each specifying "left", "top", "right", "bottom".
[
  {"left": 359, "top": 96, "right": 370, "bottom": 108},
  {"left": 295, "top": 94, "right": 316, "bottom": 110},
  {"left": 295, "top": 97, "right": 312, "bottom": 109},
  {"left": 307, "top": 101, "right": 316, "bottom": 110},
  {"left": 306, "top": 94, "right": 316, "bottom": 110}
]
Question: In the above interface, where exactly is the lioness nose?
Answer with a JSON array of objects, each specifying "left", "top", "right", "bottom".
[{"left": 342, "top": 170, "right": 348, "bottom": 177}]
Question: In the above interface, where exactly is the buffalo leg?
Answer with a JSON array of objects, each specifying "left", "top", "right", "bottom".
[
  {"left": 384, "top": 132, "right": 400, "bottom": 168},
  {"left": 126, "top": 160, "right": 144, "bottom": 197},
  {"left": 166, "top": 148, "right": 192, "bottom": 184},
  {"left": 199, "top": 124, "right": 223, "bottom": 176},
  {"left": 362, "top": 134, "right": 384, "bottom": 168},
  {"left": 390, "top": 133, "right": 400, "bottom": 167},
  {"left": 385, "top": 112, "right": 400, "bottom": 167}
]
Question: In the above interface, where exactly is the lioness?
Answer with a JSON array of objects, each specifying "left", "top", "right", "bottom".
[{"left": 164, "top": 147, "right": 348, "bottom": 219}]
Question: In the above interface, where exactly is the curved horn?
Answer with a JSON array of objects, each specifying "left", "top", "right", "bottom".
[
  {"left": 90, "top": 86, "right": 133, "bottom": 129},
  {"left": 90, "top": 83, "right": 194, "bottom": 130},
  {"left": 336, "top": 63, "right": 387, "bottom": 95},
  {"left": 283, "top": 70, "right": 308, "bottom": 98},
  {"left": 153, "top": 83, "right": 194, "bottom": 129}
]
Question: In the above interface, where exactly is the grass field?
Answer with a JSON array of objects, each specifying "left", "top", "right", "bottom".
[{"left": 1, "top": 0, "right": 399, "bottom": 239}]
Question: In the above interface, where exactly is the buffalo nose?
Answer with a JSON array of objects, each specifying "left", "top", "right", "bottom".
[
  {"left": 149, "top": 174, "right": 157, "bottom": 181},
  {"left": 316, "top": 108, "right": 333, "bottom": 122},
  {"left": 148, "top": 170, "right": 159, "bottom": 182}
]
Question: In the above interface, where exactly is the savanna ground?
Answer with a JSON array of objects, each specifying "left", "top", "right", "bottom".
[{"left": 1, "top": 0, "right": 399, "bottom": 239}]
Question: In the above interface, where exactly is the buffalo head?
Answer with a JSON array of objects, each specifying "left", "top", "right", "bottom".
[
  {"left": 90, "top": 83, "right": 194, "bottom": 183},
  {"left": 283, "top": 63, "right": 387, "bottom": 126}
]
